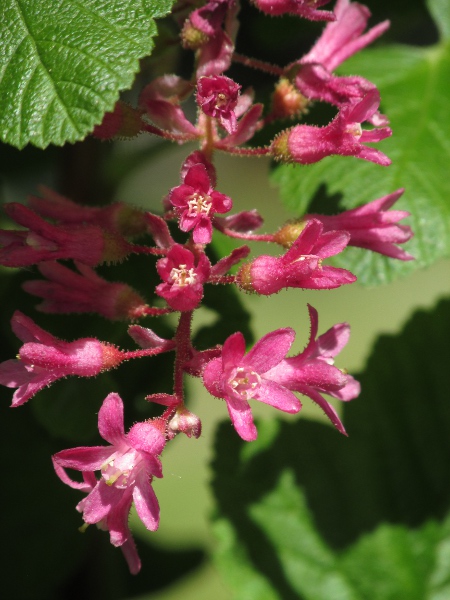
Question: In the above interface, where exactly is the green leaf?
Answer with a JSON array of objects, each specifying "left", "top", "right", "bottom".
[
  {"left": 0, "top": 0, "right": 174, "bottom": 149},
  {"left": 272, "top": 1, "right": 450, "bottom": 285},
  {"left": 211, "top": 298, "right": 450, "bottom": 599}
]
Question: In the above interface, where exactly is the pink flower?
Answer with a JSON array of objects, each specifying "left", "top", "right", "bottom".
[
  {"left": 300, "top": 0, "right": 389, "bottom": 72},
  {"left": 238, "top": 219, "right": 356, "bottom": 294},
  {"left": 59, "top": 471, "right": 142, "bottom": 574},
  {"left": 196, "top": 75, "right": 241, "bottom": 134},
  {"left": 214, "top": 209, "right": 264, "bottom": 235},
  {"left": 293, "top": 0, "right": 390, "bottom": 123},
  {"left": 306, "top": 189, "right": 414, "bottom": 260},
  {"left": 251, "top": 0, "right": 335, "bottom": 21},
  {"left": 28, "top": 186, "right": 148, "bottom": 237},
  {"left": 23, "top": 261, "right": 148, "bottom": 319},
  {"left": 0, "top": 203, "right": 132, "bottom": 267},
  {"left": 0, "top": 312, "right": 123, "bottom": 407},
  {"left": 265, "top": 304, "right": 360, "bottom": 434},
  {"left": 169, "top": 163, "right": 232, "bottom": 243},
  {"left": 271, "top": 90, "right": 392, "bottom": 166},
  {"left": 203, "top": 328, "right": 300, "bottom": 441},
  {"left": 181, "top": 0, "right": 238, "bottom": 77},
  {"left": 139, "top": 75, "right": 199, "bottom": 138},
  {"left": 53, "top": 393, "right": 166, "bottom": 572},
  {"left": 156, "top": 244, "right": 211, "bottom": 311}
]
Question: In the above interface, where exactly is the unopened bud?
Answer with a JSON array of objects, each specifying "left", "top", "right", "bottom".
[
  {"left": 271, "top": 78, "right": 308, "bottom": 120},
  {"left": 273, "top": 219, "right": 307, "bottom": 248},
  {"left": 181, "top": 20, "right": 209, "bottom": 49},
  {"left": 100, "top": 344, "right": 124, "bottom": 370},
  {"left": 236, "top": 262, "right": 256, "bottom": 293},
  {"left": 270, "top": 128, "right": 293, "bottom": 163},
  {"left": 101, "top": 230, "right": 134, "bottom": 264},
  {"left": 168, "top": 406, "right": 202, "bottom": 439}
]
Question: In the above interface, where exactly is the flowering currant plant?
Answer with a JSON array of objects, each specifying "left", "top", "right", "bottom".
[{"left": 7, "top": 0, "right": 447, "bottom": 596}]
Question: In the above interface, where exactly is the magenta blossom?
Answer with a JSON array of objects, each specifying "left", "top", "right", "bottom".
[
  {"left": 28, "top": 186, "right": 148, "bottom": 237},
  {"left": 139, "top": 75, "right": 199, "bottom": 138},
  {"left": 181, "top": 0, "right": 238, "bottom": 77},
  {"left": 61, "top": 470, "right": 142, "bottom": 574},
  {"left": 156, "top": 244, "right": 211, "bottom": 311},
  {"left": 53, "top": 393, "right": 166, "bottom": 572},
  {"left": 169, "top": 163, "right": 232, "bottom": 243},
  {"left": 23, "top": 261, "right": 148, "bottom": 320},
  {"left": 300, "top": 0, "right": 389, "bottom": 72},
  {"left": 203, "top": 328, "right": 300, "bottom": 441},
  {"left": 196, "top": 75, "right": 241, "bottom": 134},
  {"left": 266, "top": 305, "right": 360, "bottom": 434},
  {"left": 238, "top": 219, "right": 356, "bottom": 294},
  {"left": 251, "top": 0, "right": 335, "bottom": 21},
  {"left": 306, "top": 189, "right": 414, "bottom": 260},
  {"left": 271, "top": 90, "right": 392, "bottom": 166},
  {"left": 0, "top": 203, "right": 132, "bottom": 267},
  {"left": 293, "top": 0, "right": 390, "bottom": 123},
  {"left": 0, "top": 312, "right": 123, "bottom": 407}
]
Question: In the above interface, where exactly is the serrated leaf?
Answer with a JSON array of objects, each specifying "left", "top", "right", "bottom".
[
  {"left": 211, "top": 298, "right": 450, "bottom": 599},
  {"left": 272, "top": 1, "right": 450, "bottom": 285},
  {"left": 0, "top": 0, "right": 174, "bottom": 149}
]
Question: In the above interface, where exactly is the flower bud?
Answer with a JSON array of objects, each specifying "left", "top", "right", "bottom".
[
  {"left": 168, "top": 406, "right": 202, "bottom": 439},
  {"left": 273, "top": 219, "right": 307, "bottom": 248},
  {"left": 181, "top": 20, "right": 210, "bottom": 49},
  {"left": 271, "top": 79, "right": 308, "bottom": 120}
]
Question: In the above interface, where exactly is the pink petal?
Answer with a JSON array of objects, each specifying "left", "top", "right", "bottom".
[
  {"left": 225, "top": 396, "right": 257, "bottom": 442},
  {"left": 257, "top": 379, "right": 301, "bottom": 413},
  {"left": 106, "top": 492, "right": 134, "bottom": 546},
  {"left": 82, "top": 479, "right": 124, "bottom": 525},
  {"left": 314, "top": 322, "right": 351, "bottom": 360},
  {"left": 298, "top": 385, "right": 347, "bottom": 435},
  {"left": 120, "top": 536, "right": 141, "bottom": 575},
  {"left": 203, "top": 358, "right": 225, "bottom": 398},
  {"left": 53, "top": 446, "right": 114, "bottom": 471},
  {"left": 244, "top": 328, "right": 295, "bottom": 373},
  {"left": 98, "top": 393, "right": 126, "bottom": 446},
  {"left": 133, "top": 471, "right": 160, "bottom": 531},
  {"left": 222, "top": 332, "right": 246, "bottom": 370}
]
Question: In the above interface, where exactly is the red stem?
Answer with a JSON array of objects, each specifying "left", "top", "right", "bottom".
[
  {"left": 143, "top": 123, "right": 198, "bottom": 143},
  {"left": 173, "top": 311, "right": 194, "bottom": 399},
  {"left": 216, "top": 145, "right": 271, "bottom": 157},
  {"left": 232, "top": 53, "right": 284, "bottom": 77},
  {"left": 220, "top": 229, "right": 276, "bottom": 243},
  {"left": 131, "top": 244, "right": 167, "bottom": 256},
  {"left": 121, "top": 342, "right": 176, "bottom": 360},
  {"left": 209, "top": 275, "right": 236, "bottom": 285}
]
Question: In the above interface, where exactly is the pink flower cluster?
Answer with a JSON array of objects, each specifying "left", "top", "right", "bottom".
[{"left": 0, "top": 0, "right": 414, "bottom": 576}]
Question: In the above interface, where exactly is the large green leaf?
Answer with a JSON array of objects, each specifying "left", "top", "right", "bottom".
[
  {"left": 211, "top": 298, "right": 450, "bottom": 599},
  {"left": 0, "top": 0, "right": 174, "bottom": 149},
  {"left": 272, "top": 0, "right": 450, "bottom": 285}
]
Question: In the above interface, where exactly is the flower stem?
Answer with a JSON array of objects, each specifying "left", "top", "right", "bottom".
[{"left": 232, "top": 53, "right": 284, "bottom": 77}]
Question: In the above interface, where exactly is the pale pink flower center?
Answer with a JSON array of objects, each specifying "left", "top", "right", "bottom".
[
  {"left": 169, "top": 264, "right": 197, "bottom": 286},
  {"left": 102, "top": 449, "right": 139, "bottom": 489},
  {"left": 26, "top": 232, "right": 58, "bottom": 251},
  {"left": 346, "top": 123, "right": 363, "bottom": 138},
  {"left": 215, "top": 93, "right": 228, "bottom": 108},
  {"left": 187, "top": 192, "right": 213, "bottom": 217},
  {"left": 228, "top": 366, "right": 261, "bottom": 400}
]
